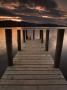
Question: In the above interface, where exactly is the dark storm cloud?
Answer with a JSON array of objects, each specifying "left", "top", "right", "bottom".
[
  {"left": 19, "top": 0, "right": 57, "bottom": 9},
  {"left": 0, "top": 7, "right": 15, "bottom": 16},
  {"left": 0, "top": 0, "right": 57, "bottom": 9},
  {"left": 0, "top": 0, "right": 67, "bottom": 25}
]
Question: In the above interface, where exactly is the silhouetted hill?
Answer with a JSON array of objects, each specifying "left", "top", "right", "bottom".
[{"left": 0, "top": 20, "right": 66, "bottom": 27}]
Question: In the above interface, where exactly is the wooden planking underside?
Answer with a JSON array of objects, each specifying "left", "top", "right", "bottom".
[{"left": 0, "top": 39, "right": 67, "bottom": 90}]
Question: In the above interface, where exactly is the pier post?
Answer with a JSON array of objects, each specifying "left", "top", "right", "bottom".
[
  {"left": 33, "top": 30, "right": 35, "bottom": 40},
  {"left": 23, "top": 30, "right": 26, "bottom": 43},
  {"left": 41, "top": 30, "right": 43, "bottom": 43},
  {"left": 45, "top": 30, "right": 49, "bottom": 51},
  {"left": 26, "top": 30, "right": 28, "bottom": 39},
  {"left": 54, "top": 29, "right": 65, "bottom": 68},
  {"left": 40, "top": 30, "right": 43, "bottom": 43},
  {"left": 17, "top": 30, "right": 21, "bottom": 51},
  {"left": 5, "top": 29, "right": 13, "bottom": 66}
]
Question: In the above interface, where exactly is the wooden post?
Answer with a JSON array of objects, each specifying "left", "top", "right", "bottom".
[
  {"left": 45, "top": 30, "right": 49, "bottom": 51},
  {"left": 23, "top": 30, "right": 26, "bottom": 43},
  {"left": 5, "top": 29, "right": 13, "bottom": 66},
  {"left": 54, "top": 29, "right": 65, "bottom": 68},
  {"left": 26, "top": 30, "right": 28, "bottom": 39},
  {"left": 41, "top": 30, "right": 43, "bottom": 43},
  {"left": 33, "top": 30, "right": 35, "bottom": 40},
  {"left": 17, "top": 30, "right": 21, "bottom": 51}
]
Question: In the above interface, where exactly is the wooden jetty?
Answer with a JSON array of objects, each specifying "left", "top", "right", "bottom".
[{"left": 0, "top": 39, "right": 67, "bottom": 90}]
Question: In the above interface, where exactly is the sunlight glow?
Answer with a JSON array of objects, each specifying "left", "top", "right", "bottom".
[
  {"left": 35, "top": 6, "right": 45, "bottom": 11},
  {"left": 42, "top": 15, "right": 53, "bottom": 19},
  {"left": 0, "top": 16, "right": 22, "bottom": 22}
]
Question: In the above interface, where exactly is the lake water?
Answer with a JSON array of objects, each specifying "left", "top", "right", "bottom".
[{"left": 0, "top": 28, "right": 67, "bottom": 80}]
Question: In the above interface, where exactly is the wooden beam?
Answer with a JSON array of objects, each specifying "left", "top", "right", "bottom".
[
  {"left": 33, "top": 30, "right": 35, "bottom": 40},
  {"left": 17, "top": 30, "right": 21, "bottom": 51},
  {"left": 54, "top": 29, "right": 65, "bottom": 68},
  {"left": 23, "top": 30, "right": 26, "bottom": 43},
  {"left": 5, "top": 29, "right": 13, "bottom": 66},
  {"left": 45, "top": 30, "right": 49, "bottom": 51}
]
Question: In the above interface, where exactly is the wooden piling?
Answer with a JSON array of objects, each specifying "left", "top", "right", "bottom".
[
  {"left": 45, "top": 30, "right": 49, "bottom": 51},
  {"left": 5, "top": 29, "right": 13, "bottom": 66},
  {"left": 33, "top": 30, "right": 35, "bottom": 40},
  {"left": 41, "top": 30, "right": 43, "bottom": 43},
  {"left": 17, "top": 30, "right": 21, "bottom": 51},
  {"left": 54, "top": 29, "right": 65, "bottom": 68}
]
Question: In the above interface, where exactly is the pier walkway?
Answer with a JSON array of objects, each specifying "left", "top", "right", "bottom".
[{"left": 0, "top": 40, "right": 67, "bottom": 90}]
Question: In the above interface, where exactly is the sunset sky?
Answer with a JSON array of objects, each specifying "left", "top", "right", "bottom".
[{"left": 0, "top": 0, "right": 67, "bottom": 25}]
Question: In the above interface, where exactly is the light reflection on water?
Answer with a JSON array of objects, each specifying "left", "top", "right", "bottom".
[{"left": 0, "top": 28, "right": 67, "bottom": 79}]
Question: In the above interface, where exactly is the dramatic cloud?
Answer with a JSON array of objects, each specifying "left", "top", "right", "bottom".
[{"left": 0, "top": 0, "right": 67, "bottom": 25}]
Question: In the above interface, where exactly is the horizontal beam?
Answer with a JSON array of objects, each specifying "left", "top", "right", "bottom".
[{"left": 2, "top": 27, "right": 67, "bottom": 30}]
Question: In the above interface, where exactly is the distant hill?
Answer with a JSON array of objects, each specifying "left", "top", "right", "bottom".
[{"left": 0, "top": 20, "right": 66, "bottom": 27}]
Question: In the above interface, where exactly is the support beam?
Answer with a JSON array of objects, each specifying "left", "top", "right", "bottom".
[
  {"left": 45, "top": 30, "right": 49, "bottom": 51},
  {"left": 54, "top": 29, "right": 65, "bottom": 68},
  {"left": 5, "top": 29, "right": 13, "bottom": 66},
  {"left": 33, "top": 30, "right": 35, "bottom": 40},
  {"left": 23, "top": 30, "right": 26, "bottom": 43},
  {"left": 17, "top": 30, "right": 21, "bottom": 51}
]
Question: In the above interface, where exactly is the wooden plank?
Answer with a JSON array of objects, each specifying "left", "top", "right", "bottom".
[
  {"left": 4, "top": 70, "right": 62, "bottom": 75},
  {"left": 7, "top": 64, "right": 54, "bottom": 68},
  {"left": 0, "top": 79, "right": 67, "bottom": 85},
  {"left": 6, "top": 67, "right": 60, "bottom": 71},
  {"left": 2, "top": 74, "right": 64, "bottom": 80},
  {"left": 0, "top": 86, "right": 67, "bottom": 90}
]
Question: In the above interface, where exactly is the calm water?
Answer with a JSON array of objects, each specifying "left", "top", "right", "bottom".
[{"left": 0, "top": 28, "right": 67, "bottom": 80}]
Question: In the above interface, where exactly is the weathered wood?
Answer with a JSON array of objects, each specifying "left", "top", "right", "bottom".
[
  {"left": 45, "top": 30, "right": 49, "bottom": 51},
  {"left": 33, "top": 30, "right": 35, "bottom": 39},
  {"left": 54, "top": 29, "right": 65, "bottom": 68},
  {"left": 23, "top": 30, "right": 25, "bottom": 43},
  {"left": 5, "top": 29, "right": 13, "bottom": 66},
  {"left": 17, "top": 30, "right": 21, "bottom": 51}
]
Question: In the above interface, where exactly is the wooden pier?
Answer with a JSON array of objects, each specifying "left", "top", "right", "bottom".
[{"left": 0, "top": 40, "right": 67, "bottom": 90}]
